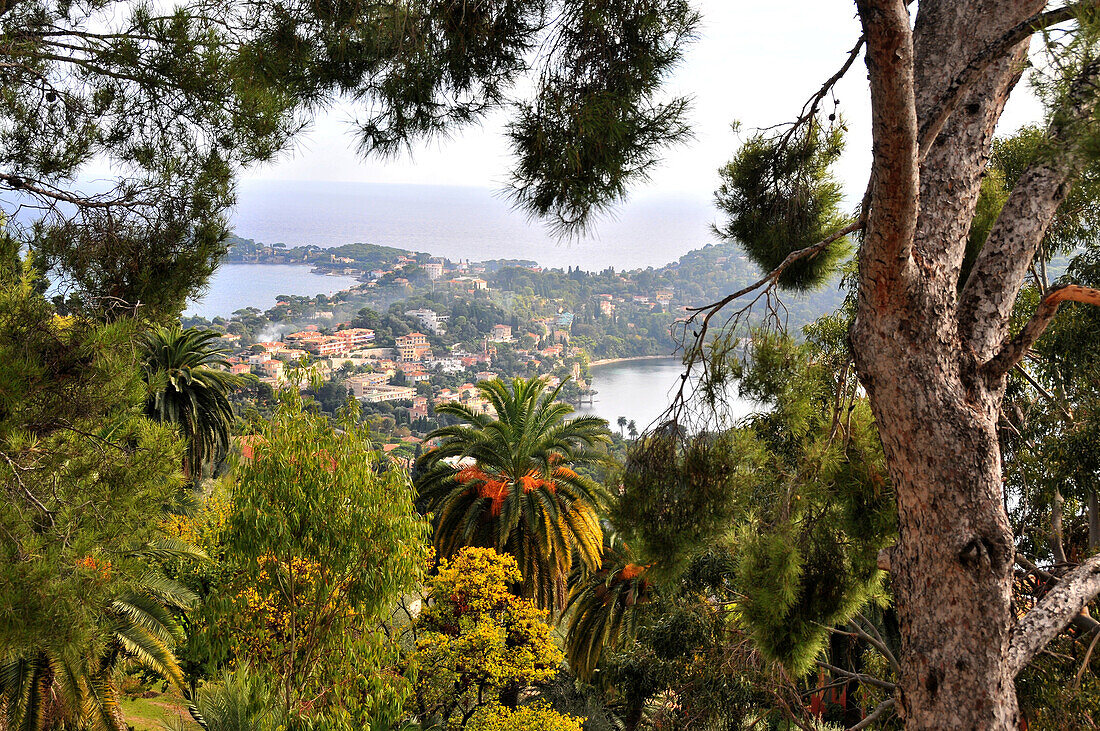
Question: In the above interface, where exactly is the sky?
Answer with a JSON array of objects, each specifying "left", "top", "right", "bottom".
[{"left": 240, "top": 2, "right": 1045, "bottom": 208}]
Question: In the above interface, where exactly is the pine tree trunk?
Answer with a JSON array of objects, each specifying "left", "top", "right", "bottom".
[
  {"left": 848, "top": 0, "right": 1077, "bottom": 725},
  {"left": 852, "top": 319, "right": 1018, "bottom": 727}
]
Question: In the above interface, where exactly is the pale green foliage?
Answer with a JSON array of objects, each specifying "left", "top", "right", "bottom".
[
  {"left": 225, "top": 390, "right": 430, "bottom": 715},
  {"left": 731, "top": 328, "right": 893, "bottom": 674},
  {"left": 604, "top": 316, "right": 894, "bottom": 679}
]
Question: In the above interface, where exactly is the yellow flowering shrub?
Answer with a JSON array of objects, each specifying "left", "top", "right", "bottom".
[
  {"left": 467, "top": 702, "right": 584, "bottom": 731},
  {"left": 410, "top": 547, "right": 565, "bottom": 728}
]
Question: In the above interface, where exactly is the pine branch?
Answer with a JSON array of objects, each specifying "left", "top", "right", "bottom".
[{"left": 665, "top": 219, "right": 862, "bottom": 419}]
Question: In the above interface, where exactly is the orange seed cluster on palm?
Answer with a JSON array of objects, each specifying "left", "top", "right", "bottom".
[
  {"left": 478, "top": 479, "right": 510, "bottom": 515},
  {"left": 618, "top": 563, "right": 645, "bottom": 580},
  {"left": 456, "top": 465, "right": 488, "bottom": 484},
  {"left": 459, "top": 463, "right": 567, "bottom": 515}
]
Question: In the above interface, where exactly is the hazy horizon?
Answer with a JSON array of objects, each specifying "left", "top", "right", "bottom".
[{"left": 230, "top": 179, "right": 723, "bottom": 272}]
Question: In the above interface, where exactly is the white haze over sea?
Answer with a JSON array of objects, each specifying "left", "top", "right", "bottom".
[
  {"left": 232, "top": 180, "right": 719, "bottom": 271},
  {"left": 184, "top": 180, "right": 721, "bottom": 318}
]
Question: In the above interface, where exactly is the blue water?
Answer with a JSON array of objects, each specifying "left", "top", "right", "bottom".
[
  {"left": 232, "top": 180, "right": 717, "bottom": 272},
  {"left": 184, "top": 263, "right": 359, "bottom": 319}
]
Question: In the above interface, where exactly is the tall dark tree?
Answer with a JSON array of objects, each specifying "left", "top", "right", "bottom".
[{"left": 142, "top": 326, "right": 242, "bottom": 479}]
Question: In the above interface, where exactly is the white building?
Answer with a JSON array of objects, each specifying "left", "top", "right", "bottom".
[
  {"left": 405, "top": 308, "right": 448, "bottom": 335},
  {"left": 429, "top": 357, "right": 465, "bottom": 374},
  {"left": 358, "top": 385, "right": 417, "bottom": 403}
]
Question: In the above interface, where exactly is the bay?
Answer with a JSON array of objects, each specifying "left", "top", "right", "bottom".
[
  {"left": 184, "top": 263, "right": 360, "bottom": 319},
  {"left": 576, "top": 357, "right": 757, "bottom": 430}
]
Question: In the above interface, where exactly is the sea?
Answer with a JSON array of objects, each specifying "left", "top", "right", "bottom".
[
  {"left": 185, "top": 264, "right": 360, "bottom": 319},
  {"left": 231, "top": 180, "right": 718, "bottom": 271}
]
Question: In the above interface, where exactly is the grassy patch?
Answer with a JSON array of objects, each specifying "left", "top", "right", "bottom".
[{"left": 119, "top": 692, "right": 196, "bottom": 731}]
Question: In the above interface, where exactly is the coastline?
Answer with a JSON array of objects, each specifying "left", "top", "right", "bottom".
[{"left": 588, "top": 354, "right": 677, "bottom": 368}]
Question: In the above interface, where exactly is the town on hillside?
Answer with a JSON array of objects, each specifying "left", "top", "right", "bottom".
[{"left": 187, "top": 236, "right": 848, "bottom": 458}]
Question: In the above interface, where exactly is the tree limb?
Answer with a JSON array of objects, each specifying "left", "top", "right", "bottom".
[
  {"left": 663, "top": 219, "right": 862, "bottom": 420},
  {"left": 983, "top": 285, "right": 1100, "bottom": 379},
  {"left": 817, "top": 660, "right": 897, "bottom": 692},
  {"left": 0, "top": 172, "right": 156, "bottom": 210},
  {"left": 959, "top": 50, "right": 1100, "bottom": 359},
  {"left": 848, "top": 697, "right": 896, "bottom": 731},
  {"left": 918, "top": 3, "right": 1086, "bottom": 158},
  {"left": 851, "top": 613, "right": 900, "bottom": 673},
  {"left": 855, "top": 0, "right": 919, "bottom": 296},
  {"left": 683, "top": 220, "right": 863, "bottom": 319},
  {"left": 1014, "top": 362, "right": 1075, "bottom": 423},
  {"left": 1015, "top": 552, "right": 1100, "bottom": 638},
  {"left": 1007, "top": 552, "right": 1100, "bottom": 676}
]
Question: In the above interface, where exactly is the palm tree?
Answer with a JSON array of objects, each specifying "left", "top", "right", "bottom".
[
  {"left": 617, "top": 416, "right": 627, "bottom": 438},
  {"left": 564, "top": 534, "right": 651, "bottom": 681},
  {"left": 627, "top": 420, "right": 638, "bottom": 440},
  {"left": 415, "top": 377, "right": 612, "bottom": 613},
  {"left": 142, "top": 327, "right": 243, "bottom": 479},
  {"left": 0, "top": 539, "right": 204, "bottom": 730}
]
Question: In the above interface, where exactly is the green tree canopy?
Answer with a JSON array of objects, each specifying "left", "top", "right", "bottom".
[{"left": 224, "top": 390, "right": 429, "bottom": 717}]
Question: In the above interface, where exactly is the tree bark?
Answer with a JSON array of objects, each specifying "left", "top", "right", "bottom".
[
  {"left": 847, "top": 0, "right": 1078, "bottom": 727},
  {"left": 1052, "top": 489, "right": 1067, "bottom": 564}
]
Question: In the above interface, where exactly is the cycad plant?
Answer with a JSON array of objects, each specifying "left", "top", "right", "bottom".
[
  {"left": 165, "top": 666, "right": 285, "bottom": 731},
  {"left": 0, "top": 539, "right": 205, "bottom": 731},
  {"left": 415, "top": 377, "right": 612, "bottom": 613},
  {"left": 142, "top": 326, "right": 243, "bottom": 479}
]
